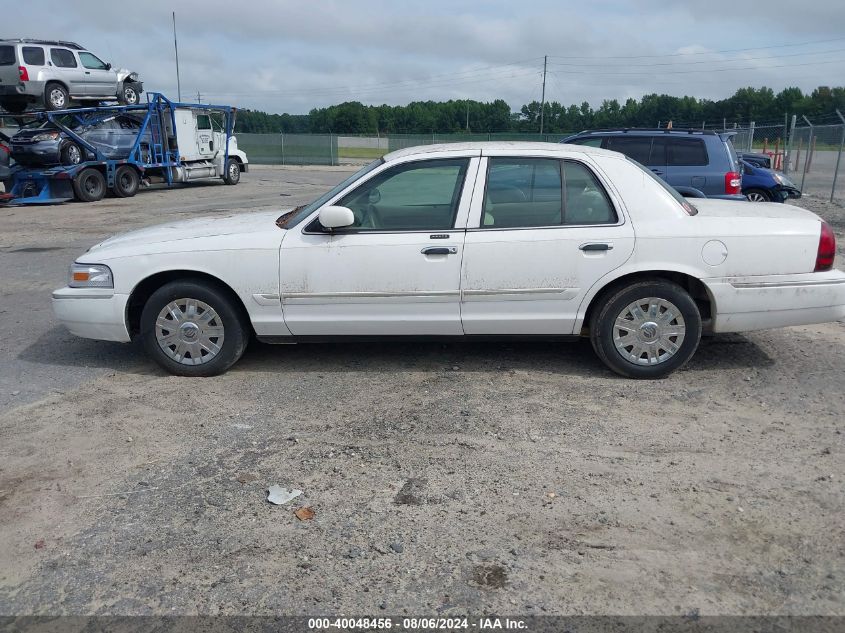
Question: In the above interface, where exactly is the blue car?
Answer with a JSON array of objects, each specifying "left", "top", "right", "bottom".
[{"left": 740, "top": 159, "right": 801, "bottom": 203}]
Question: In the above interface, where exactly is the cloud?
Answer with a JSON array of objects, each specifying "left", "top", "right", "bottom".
[{"left": 10, "top": 0, "right": 845, "bottom": 114}]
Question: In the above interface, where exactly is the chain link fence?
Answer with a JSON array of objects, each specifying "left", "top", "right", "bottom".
[{"left": 236, "top": 133, "right": 339, "bottom": 166}]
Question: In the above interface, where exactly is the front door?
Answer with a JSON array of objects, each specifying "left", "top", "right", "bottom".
[
  {"left": 279, "top": 156, "right": 479, "bottom": 336},
  {"left": 195, "top": 115, "right": 214, "bottom": 157},
  {"left": 77, "top": 51, "right": 117, "bottom": 97},
  {"left": 461, "top": 155, "right": 635, "bottom": 335}
]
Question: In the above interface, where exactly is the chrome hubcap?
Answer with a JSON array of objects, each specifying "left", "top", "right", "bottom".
[
  {"left": 613, "top": 297, "right": 686, "bottom": 365},
  {"left": 125, "top": 88, "right": 137, "bottom": 104},
  {"left": 747, "top": 192, "right": 766, "bottom": 202},
  {"left": 229, "top": 163, "right": 238, "bottom": 179},
  {"left": 68, "top": 145, "right": 80, "bottom": 163},
  {"left": 155, "top": 298, "right": 224, "bottom": 366},
  {"left": 50, "top": 89, "right": 65, "bottom": 108}
]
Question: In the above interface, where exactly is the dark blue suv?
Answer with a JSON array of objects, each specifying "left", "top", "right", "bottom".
[{"left": 561, "top": 129, "right": 746, "bottom": 201}]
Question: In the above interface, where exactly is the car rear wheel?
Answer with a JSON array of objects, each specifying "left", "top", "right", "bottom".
[
  {"left": 222, "top": 158, "right": 241, "bottom": 185},
  {"left": 73, "top": 168, "right": 106, "bottom": 202},
  {"left": 45, "top": 83, "right": 69, "bottom": 111},
  {"left": 590, "top": 279, "right": 702, "bottom": 378},
  {"left": 745, "top": 188, "right": 771, "bottom": 202},
  {"left": 60, "top": 142, "right": 82, "bottom": 166},
  {"left": 112, "top": 165, "right": 140, "bottom": 198},
  {"left": 140, "top": 280, "right": 249, "bottom": 377}
]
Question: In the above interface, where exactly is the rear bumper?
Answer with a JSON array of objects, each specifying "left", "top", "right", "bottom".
[
  {"left": 704, "top": 270, "right": 845, "bottom": 333},
  {"left": 0, "top": 81, "right": 44, "bottom": 99},
  {"left": 52, "top": 287, "right": 131, "bottom": 342}
]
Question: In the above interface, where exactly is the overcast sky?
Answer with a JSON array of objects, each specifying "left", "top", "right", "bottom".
[{"left": 10, "top": 0, "right": 845, "bottom": 115}]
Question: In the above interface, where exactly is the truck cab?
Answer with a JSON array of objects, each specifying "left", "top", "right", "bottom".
[{"left": 170, "top": 107, "right": 247, "bottom": 183}]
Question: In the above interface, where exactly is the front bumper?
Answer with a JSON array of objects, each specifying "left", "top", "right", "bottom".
[
  {"left": 52, "top": 287, "right": 131, "bottom": 342},
  {"left": 11, "top": 141, "right": 62, "bottom": 166},
  {"left": 704, "top": 270, "right": 845, "bottom": 333}
]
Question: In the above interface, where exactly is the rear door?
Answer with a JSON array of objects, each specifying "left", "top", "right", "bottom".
[
  {"left": 604, "top": 135, "right": 668, "bottom": 179},
  {"left": 49, "top": 48, "right": 87, "bottom": 96},
  {"left": 665, "top": 136, "right": 710, "bottom": 193},
  {"left": 460, "top": 153, "right": 635, "bottom": 335}
]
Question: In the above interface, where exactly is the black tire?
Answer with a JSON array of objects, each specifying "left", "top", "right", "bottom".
[
  {"left": 140, "top": 280, "right": 249, "bottom": 377},
  {"left": 60, "top": 142, "right": 83, "bottom": 166},
  {"left": 118, "top": 82, "right": 141, "bottom": 106},
  {"left": 745, "top": 188, "right": 771, "bottom": 203},
  {"left": 590, "top": 279, "right": 702, "bottom": 379},
  {"left": 72, "top": 168, "right": 106, "bottom": 202},
  {"left": 112, "top": 165, "right": 140, "bottom": 198},
  {"left": 0, "top": 99, "right": 27, "bottom": 114},
  {"left": 223, "top": 158, "right": 241, "bottom": 185},
  {"left": 44, "top": 83, "right": 69, "bottom": 111}
]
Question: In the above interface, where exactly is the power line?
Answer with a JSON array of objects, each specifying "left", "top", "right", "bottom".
[
  {"left": 547, "top": 36, "right": 845, "bottom": 60},
  {"left": 546, "top": 47, "right": 845, "bottom": 68},
  {"left": 547, "top": 57, "right": 845, "bottom": 76}
]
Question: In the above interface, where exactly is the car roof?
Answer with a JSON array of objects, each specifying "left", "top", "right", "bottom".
[
  {"left": 383, "top": 141, "right": 617, "bottom": 162},
  {"left": 0, "top": 38, "right": 84, "bottom": 50}
]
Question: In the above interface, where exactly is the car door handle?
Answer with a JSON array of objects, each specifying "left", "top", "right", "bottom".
[
  {"left": 421, "top": 247, "right": 457, "bottom": 255},
  {"left": 651, "top": 169, "right": 664, "bottom": 175},
  {"left": 85, "top": 71, "right": 91, "bottom": 74},
  {"left": 579, "top": 242, "right": 612, "bottom": 252}
]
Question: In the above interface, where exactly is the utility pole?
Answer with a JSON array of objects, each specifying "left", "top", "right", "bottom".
[
  {"left": 172, "top": 12, "right": 181, "bottom": 102},
  {"left": 195, "top": 90, "right": 202, "bottom": 104},
  {"left": 466, "top": 101, "right": 470, "bottom": 132},
  {"left": 539, "top": 55, "right": 547, "bottom": 135}
]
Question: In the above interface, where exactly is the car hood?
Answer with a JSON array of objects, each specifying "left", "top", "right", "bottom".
[
  {"left": 692, "top": 199, "right": 821, "bottom": 222},
  {"left": 88, "top": 209, "right": 290, "bottom": 254}
]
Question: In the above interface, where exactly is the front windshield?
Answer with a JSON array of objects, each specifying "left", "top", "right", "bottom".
[
  {"left": 276, "top": 159, "right": 383, "bottom": 228},
  {"left": 627, "top": 157, "right": 698, "bottom": 216}
]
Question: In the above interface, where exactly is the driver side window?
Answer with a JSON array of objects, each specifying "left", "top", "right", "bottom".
[{"left": 335, "top": 159, "right": 469, "bottom": 231}]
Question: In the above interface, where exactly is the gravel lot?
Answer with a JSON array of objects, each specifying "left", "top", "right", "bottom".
[{"left": 0, "top": 166, "right": 843, "bottom": 616}]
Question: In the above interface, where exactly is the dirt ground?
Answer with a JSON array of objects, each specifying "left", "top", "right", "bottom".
[{"left": 0, "top": 166, "right": 843, "bottom": 617}]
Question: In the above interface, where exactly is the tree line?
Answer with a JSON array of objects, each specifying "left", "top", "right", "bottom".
[{"left": 235, "top": 86, "right": 845, "bottom": 135}]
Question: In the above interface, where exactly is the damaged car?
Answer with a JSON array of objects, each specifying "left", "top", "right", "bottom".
[
  {"left": 10, "top": 114, "right": 151, "bottom": 166},
  {"left": 0, "top": 39, "right": 143, "bottom": 113}
]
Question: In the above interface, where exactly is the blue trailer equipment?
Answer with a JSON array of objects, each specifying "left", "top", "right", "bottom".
[{"left": 2, "top": 92, "right": 249, "bottom": 205}]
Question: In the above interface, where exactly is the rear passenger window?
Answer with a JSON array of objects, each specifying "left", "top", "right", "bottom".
[
  {"left": 22, "top": 46, "right": 45, "bottom": 66},
  {"left": 483, "top": 158, "right": 562, "bottom": 228},
  {"left": 605, "top": 137, "right": 652, "bottom": 164},
  {"left": 50, "top": 48, "right": 77, "bottom": 68},
  {"left": 668, "top": 138, "right": 708, "bottom": 166},
  {"left": 481, "top": 159, "right": 617, "bottom": 228},
  {"left": 563, "top": 161, "right": 617, "bottom": 225},
  {"left": 0, "top": 46, "right": 14, "bottom": 65}
]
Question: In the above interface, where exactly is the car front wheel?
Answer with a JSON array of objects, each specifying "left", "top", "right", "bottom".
[
  {"left": 119, "top": 82, "right": 140, "bottom": 105},
  {"left": 140, "top": 280, "right": 249, "bottom": 376},
  {"left": 590, "top": 279, "right": 702, "bottom": 378},
  {"left": 745, "top": 188, "right": 771, "bottom": 202}
]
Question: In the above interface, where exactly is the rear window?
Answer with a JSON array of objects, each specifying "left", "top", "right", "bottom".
[
  {"left": 50, "top": 48, "right": 77, "bottom": 68},
  {"left": 628, "top": 157, "right": 698, "bottom": 216},
  {"left": 0, "top": 45, "right": 15, "bottom": 66},
  {"left": 667, "top": 138, "right": 708, "bottom": 166},
  {"left": 22, "top": 46, "right": 45, "bottom": 66}
]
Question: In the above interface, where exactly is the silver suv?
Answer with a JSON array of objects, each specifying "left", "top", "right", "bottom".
[{"left": 0, "top": 39, "right": 143, "bottom": 113}]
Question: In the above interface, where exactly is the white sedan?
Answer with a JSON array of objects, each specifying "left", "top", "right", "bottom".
[{"left": 53, "top": 142, "right": 844, "bottom": 378}]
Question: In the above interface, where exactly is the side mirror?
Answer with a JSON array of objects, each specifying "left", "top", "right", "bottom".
[
  {"left": 318, "top": 205, "right": 355, "bottom": 229},
  {"left": 105, "top": 63, "right": 112, "bottom": 70}
]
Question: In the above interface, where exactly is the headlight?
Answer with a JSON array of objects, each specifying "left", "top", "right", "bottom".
[
  {"left": 129, "top": 72, "right": 139, "bottom": 81},
  {"left": 69, "top": 263, "right": 113, "bottom": 288},
  {"left": 31, "top": 131, "right": 59, "bottom": 142}
]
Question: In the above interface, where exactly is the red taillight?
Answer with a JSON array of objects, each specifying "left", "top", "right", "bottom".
[
  {"left": 18, "top": 66, "right": 29, "bottom": 81},
  {"left": 815, "top": 222, "right": 836, "bottom": 272},
  {"left": 724, "top": 171, "right": 741, "bottom": 195}
]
